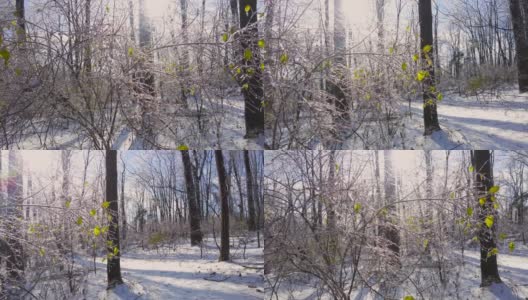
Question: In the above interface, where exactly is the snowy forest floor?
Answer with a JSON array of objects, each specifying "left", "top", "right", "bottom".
[
  {"left": 10, "top": 96, "right": 263, "bottom": 150},
  {"left": 73, "top": 236, "right": 264, "bottom": 300},
  {"left": 266, "top": 244, "right": 528, "bottom": 300},
  {"left": 401, "top": 89, "right": 528, "bottom": 150}
]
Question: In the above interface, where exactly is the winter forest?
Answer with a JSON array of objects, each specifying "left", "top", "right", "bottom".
[
  {"left": 265, "top": 150, "right": 528, "bottom": 299},
  {"left": 1, "top": 0, "right": 528, "bottom": 299},
  {"left": 0, "top": 150, "right": 264, "bottom": 299}
]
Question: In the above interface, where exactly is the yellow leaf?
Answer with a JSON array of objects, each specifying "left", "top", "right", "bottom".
[
  {"left": 479, "top": 197, "right": 486, "bottom": 206},
  {"left": 244, "top": 5, "right": 251, "bottom": 14},
  {"left": 416, "top": 70, "right": 429, "bottom": 82},
  {"left": 412, "top": 54, "right": 419, "bottom": 62},
  {"left": 177, "top": 145, "right": 189, "bottom": 150},
  {"left": 76, "top": 217, "right": 83, "bottom": 226},
  {"left": 469, "top": 165, "right": 474, "bottom": 172},
  {"left": 258, "top": 39, "right": 266, "bottom": 49},
  {"left": 93, "top": 226, "right": 101, "bottom": 237},
  {"left": 401, "top": 62, "right": 408, "bottom": 71},
  {"left": 221, "top": 33, "right": 228, "bottom": 42},
  {"left": 485, "top": 215, "right": 494, "bottom": 228},
  {"left": 65, "top": 201, "right": 71, "bottom": 208},
  {"left": 39, "top": 248, "right": 45, "bottom": 257},
  {"left": 102, "top": 201, "right": 110, "bottom": 209},
  {"left": 90, "top": 209, "right": 96, "bottom": 217},
  {"left": 354, "top": 203, "right": 361, "bottom": 214},
  {"left": 489, "top": 186, "right": 500, "bottom": 194},
  {"left": 113, "top": 247, "right": 119, "bottom": 255},
  {"left": 423, "top": 45, "right": 432, "bottom": 53}
]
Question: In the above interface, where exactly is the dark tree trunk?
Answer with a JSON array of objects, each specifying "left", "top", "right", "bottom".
[
  {"left": 238, "top": 0, "right": 265, "bottom": 138},
  {"left": 15, "top": 0, "right": 25, "bottom": 44},
  {"left": 181, "top": 151, "right": 203, "bottom": 246},
  {"left": 84, "top": 0, "right": 92, "bottom": 72},
  {"left": 243, "top": 150, "right": 257, "bottom": 231},
  {"left": 509, "top": 0, "right": 528, "bottom": 93},
  {"left": 328, "top": 0, "right": 350, "bottom": 132},
  {"left": 106, "top": 150, "right": 123, "bottom": 288},
  {"left": 473, "top": 150, "right": 502, "bottom": 287},
  {"left": 215, "top": 150, "right": 230, "bottom": 261},
  {"left": 121, "top": 159, "right": 127, "bottom": 242},
  {"left": 418, "top": 0, "right": 441, "bottom": 135}
]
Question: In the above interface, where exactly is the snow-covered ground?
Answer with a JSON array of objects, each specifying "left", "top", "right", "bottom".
[
  {"left": 266, "top": 244, "right": 528, "bottom": 299},
  {"left": 402, "top": 90, "right": 528, "bottom": 150},
  {"left": 78, "top": 237, "right": 264, "bottom": 299}
]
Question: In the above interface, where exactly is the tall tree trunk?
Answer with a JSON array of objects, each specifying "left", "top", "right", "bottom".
[
  {"left": 181, "top": 151, "right": 203, "bottom": 245},
  {"left": 84, "top": 0, "right": 92, "bottom": 72},
  {"left": 215, "top": 150, "right": 230, "bottom": 261},
  {"left": 243, "top": 150, "right": 257, "bottom": 230},
  {"left": 383, "top": 151, "right": 400, "bottom": 263},
  {"left": 473, "top": 150, "right": 502, "bottom": 287},
  {"left": 424, "top": 150, "right": 433, "bottom": 254},
  {"left": 239, "top": 0, "right": 265, "bottom": 138},
  {"left": 180, "top": 0, "right": 190, "bottom": 107},
  {"left": 137, "top": 0, "right": 156, "bottom": 147},
  {"left": 419, "top": 0, "right": 441, "bottom": 134},
  {"left": 15, "top": 0, "right": 25, "bottom": 45},
  {"left": 328, "top": 0, "right": 350, "bottom": 133},
  {"left": 120, "top": 158, "right": 127, "bottom": 242},
  {"left": 106, "top": 150, "right": 123, "bottom": 288},
  {"left": 509, "top": 0, "right": 528, "bottom": 93}
]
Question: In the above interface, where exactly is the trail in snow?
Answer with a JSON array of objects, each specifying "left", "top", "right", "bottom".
[
  {"left": 82, "top": 237, "right": 264, "bottom": 300},
  {"left": 404, "top": 90, "right": 528, "bottom": 150}
]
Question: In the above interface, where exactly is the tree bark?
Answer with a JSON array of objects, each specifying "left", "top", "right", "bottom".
[
  {"left": 238, "top": 0, "right": 265, "bottom": 138},
  {"left": 509, "top": 0, "right": 528, "bottom": 93},
  {"left": 473, "top": 150, "right": 502, "bottom": 287},
  {"left": 215, "top": 150, "right": 230, "bottom": 261},
  {"left": 383, "top": 151, "right": 400, "bottom": 263},
  {"left": 419, "top": 0, "right": 441, "bottom": 134},
  {"left": 120, "top": 158, "right": 127, "bottom": 242},
  {"left": 181, "top": 150, "right": 203, "bottom": 245},
  {"left": 243, "top": 150, "right": 257, "bottom": 231},
  {"left": 106, "top": 150, "right": 123, "bottom": 288}
]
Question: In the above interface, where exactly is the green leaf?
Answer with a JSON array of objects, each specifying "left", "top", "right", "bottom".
[
  {"left": 242, "top": 83, "right": 249, "bottom": 90},
  {"left": 437, "top": 92, "right": 443, "bottom": 101},
  {"left": 416, "top": 70, "right": 429, "bottom": 82},
  {"left": 258, "top": 39, "right": 266, "bottom": 49},
  {"left": 469, "top": 165, "right": 474, "bottom": 173},
  {"left": 177, "top": 145, "right": 189, "bottom": 150},
  {"left": 244, "top": 48, "right": 252, "bottom": 61},
  {"left": 128, "top": 47, "right": 134, "bottom": 56},
  {"left": 485, "top": 215, "right": 494, "bottom": 228},
  {"left": 244, "top": 5, "right": 251, "bottom": 14},
  {"left": 76, "top": 217, "right": 83, "bottom": 226},
  {"left": 93, "top": 226, "right": 101, "bottom": 237},
  {"left": 90, "top": 209, "right": 97, "bottom": 217},
  {"left": 14, "top": 68, "right": 21, "bottom": 76},
  {"left": 221, "top": 33, "right": 229, "bottom": 42},
  {"left": 489, "top": 186, "right": 500, "bottom": 194},
  {"left": 354, "top": 203, "right": 361, "bottom": 214},
  {"left": 401, "top": 62, "right": 408, "bottom": 71},
  {"left": 0, "top": 48, "right": 10, "bottom": 66},
  {"left": 260, "top": 62, "right": 265, "bottom": 71},
  {"left": 479, "top": 197, "right": 486, "bottom": 206},
  {"left": 403, "top": 296, "right": 415, "bottom": 300},
  {"left": 65, "top": 201, "right": 71, "bottom": 208},
  {"left": 412, "top": 54, "right": 419, "bottom": 62},
  {"left": 423, "top": 45, "right": 432, "bottom": 53},
  {"left": 509, "top": 241, "right": 515, "bottom": 252},
  {"left": 102, "top": 201, "right": 110, "bottom": 209},
  {"left": 113, "top": 247, "right": 119, "bottom": 255},
  {"left": 467, "top": 207, "right": 473, "bottom": 217},
  {"left": 101, "top": 226, "right": 109, "bottom": 234},
  {"left": 487, "top": 247, "right": 499, "bottom": 257},
  {"left": 39, "top": 248, "right": 45, "bottom": 257},
  {"left": 280, "top": 53, "right": 289, "bottom": 64}
]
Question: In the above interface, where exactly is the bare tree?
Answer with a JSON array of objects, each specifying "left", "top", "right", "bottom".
[
  {"left": 106, "top": 150, "right": 124, "bottom": 288},
  {"left": 473, "top": 150, "right": 502, "bottom": 287},
  {"left": 418, "top": 0, "right": 441, "bottom": 135},
  {"left": 509, "top": 0, "right": 528, "bottom": 92},
  {"left": 215, "top": 150, "right": 230, "bottom": 261},
  {"left": 181, "top": 150, "right": 203, "bottom": 246},
  {"left": 244, "top": 150, "right": 257, "bottom": 231}
]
